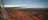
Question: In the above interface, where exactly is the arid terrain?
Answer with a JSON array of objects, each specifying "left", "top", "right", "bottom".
[{"left": 5, "top": 8, "right": 48, "bottom": 20}]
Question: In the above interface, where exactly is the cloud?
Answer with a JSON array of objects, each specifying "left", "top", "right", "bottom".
[
  {"left": 4, "top": 5, "right": 46, "bottom": 8},
  {"left": 4, "top": 5, "right": 27, "bottom": 7}
]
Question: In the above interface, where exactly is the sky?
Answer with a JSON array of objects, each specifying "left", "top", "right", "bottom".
[{"left": 3, "top": 0, "right": 48, "bottom": 8}]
